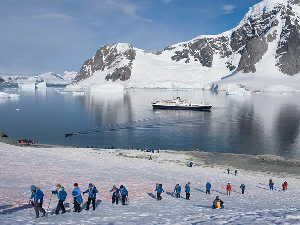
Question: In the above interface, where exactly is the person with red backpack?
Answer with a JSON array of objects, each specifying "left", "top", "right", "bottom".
[
  {"left": 226, "top": 183, "right": 232, "bottom": 196},
  {"left": 282, "top": 181, "right": 288, "bottom": 191}
]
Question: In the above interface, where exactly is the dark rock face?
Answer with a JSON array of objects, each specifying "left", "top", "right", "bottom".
[
  {"left": 230, "top": 9, "right": 280, "bottom": 52},
  {"left": 170, "top": 36, "right": 231, "bottom": 67},
  {"left": 105, "top": 66, "right": 131, "bottom": 81},
  {"left": 276, "top": 7, "right": 300, "bottom": 75},
  {"left": 0, "top": 77, "right": 4, "bottom": 83},
  {"left": 237, "top": 37, "right": 268, "bottom": 73},
  {"left": 76, "top": 44, "right": 136, "bottom": 82}
]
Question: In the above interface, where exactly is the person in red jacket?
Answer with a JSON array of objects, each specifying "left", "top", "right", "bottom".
[
  {"left": 282, "top": 181, "right": 288, "bottom": 191},
  {"left": 226, "top": 183, "right": 232, "bottom": 196}
]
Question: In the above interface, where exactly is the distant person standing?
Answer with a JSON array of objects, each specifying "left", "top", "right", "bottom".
[
  {"left": 30, "top": 185, "right": 46, "bottom": 218},
  {"left": 83, "top": 183, "right": 98, "bottom": 211},
  {"left": 174, "top": 184, "right": 182, "bottom": 198},
  {"left": 234, "top": 170, "right": 238, "bottom": 176},
  {"left": 185, "top": 182, "right": 191, "bottom": 200},
  {"left": 227, "top": 168, "right": 230, "bottom": 174},
  {"left": 282, "top": 181, "right": 288, "bottom": 191},
  {"left": 226, "top": 183, "right": 232, "bottom": 196},
  {"left": 51, "top": 184, "right": 67, "bottom": 215},
  {"left": 155, "top": 184, "right": 164, "bottom": 200},
  {"left": 240, "top": 184, "right": 246, "bottom": 194},
  {"left": 119, "top": 185, "right": 128, "bottom": 205},
  {"left": 206, "top": 182, "right": 212, "bottom": 194},
  {"left": 269, "top": 179, "right": 274, "bottom": 191},
  {"left": 72, "top": 183, "right": 83, "bottom": 212},
  {"left": 110, "top": 185, "right": 120, "bottom": 205}
]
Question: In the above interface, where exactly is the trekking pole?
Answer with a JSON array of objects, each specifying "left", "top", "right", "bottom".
[{"left": 47, "top": 194, "right": 53, "bottom": 211}]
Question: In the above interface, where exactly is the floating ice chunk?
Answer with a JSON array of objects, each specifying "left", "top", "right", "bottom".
[
  {"left": 0, "top": 92, "right": 19, "bottom": 99},
  {"left": 18, "top": 80, "right": 36, "bottom": 91},
  {"left": 72, "top": 91, "right": 85, "bottom": 96},
  {"left": 225, "top": 84, "right": 251, "bottom": 96},
  {"left": 36, "top": 81, "right": 47, "bottom": 89}
]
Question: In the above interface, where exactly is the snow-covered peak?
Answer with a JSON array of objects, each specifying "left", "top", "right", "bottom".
[
  {"left": 72, "top": 0, "right": 300, "bottom": 90},
  {"left": 115, "top": 43, "right": 132, "bottom": 52}
]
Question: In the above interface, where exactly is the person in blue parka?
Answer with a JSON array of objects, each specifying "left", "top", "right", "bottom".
[
  {"left": 155, "top": 184, "right": 164, "bottom": 200},
  {"left": 185, "top": 182, "right": 191, "bottom": 200},
  {"left": 83, "top": 183, "right": 98, "bottom": 210},
  {"left": 119, "top": 185, "right": 128, "bottom": 205},
  {"left": 174, "top": 184, "right": 181, "bottom": 198},
  {"left": 206, "top": 182, "right": 212, "bottom": 194},
  {"left": 30, "top": 185, "right": 46, "bottom": 218},
  {"left": 52, "top": 184, "right": 67, "bottom": 214},
  {"left": 72, "top": 183, "right": 83, "bottom": 212}
]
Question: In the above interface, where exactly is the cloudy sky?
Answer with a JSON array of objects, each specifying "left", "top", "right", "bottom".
[{"left": 0, "top": 0, "right": 261, "bottom": 74}]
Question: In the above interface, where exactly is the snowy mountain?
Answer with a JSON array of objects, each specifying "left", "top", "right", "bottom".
[
  {"left": 0, "top": 71, "right": 77, "bottom": 87},
  {"left": 71, "top": 0, "right": 300, "bottom": 91}
]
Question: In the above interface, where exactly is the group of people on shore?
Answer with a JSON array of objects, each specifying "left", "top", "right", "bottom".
[
  {"left": 29, "top": 183, "right": 128, "bottom": 218},
  {"left": 29, "top": 178, "right": 289, "bottom": 218}
]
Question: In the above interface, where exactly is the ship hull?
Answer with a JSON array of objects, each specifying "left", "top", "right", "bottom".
[{"left": 152, "top": 104, "right": 212, "bottom": 111}]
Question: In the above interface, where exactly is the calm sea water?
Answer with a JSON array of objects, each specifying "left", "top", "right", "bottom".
[{"left": 0, "top": 88, "right": 300, "bottom": 159}]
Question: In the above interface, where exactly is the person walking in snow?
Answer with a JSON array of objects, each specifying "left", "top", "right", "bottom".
[
  {"left": 110, "top": 185, "right": 120, "bottom": 205},
  {"left": 72, "top": 183, "right": 83, "bottom": 212},
  {"left": 269, "top": 179, "right": 274, "bottom": 191},
  {"left": 51, "top": 184, "right": 67, "bottom": 214},
  {"left": 234, "top": 170, "right": 238, "bottom": 176},
  {"left": 185, "top": 182, "right": 191, "bottom": 200},
  {"left": 206, "top": 182, "right": 212, "bottom": 194},
  {"left": 240, "top": 184, "right": 246, "bottom": 194},
  {"left": 174, "top": 184, "right": 181, "bottom": 198},
  {"left": 212, "top": 196, "right": 224, "bottom": 209},
  {"left": 155, "top": 184, "right": 164, "bottom": 200},
  {"left": 226, "top": 183, "right": 232, "bottom": 196},
  {"left": 30, "top": 185, "right": 46, "bottom": 218},
  {"left": 227, "top": 168, "right": 230, "bottom": 174},
  {"left": 282, "top": 181, "right": 288, "bottom": 191},
  {"left": 83, "top": 183, "right": 98, "bottom": 211},
  {"left": 119, "top": 185, "right": 128, "bottom": 205}
]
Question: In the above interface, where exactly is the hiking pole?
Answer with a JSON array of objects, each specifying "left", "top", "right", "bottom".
[{"left": 47, "top": 194, "right": 53, "bottom": 211}]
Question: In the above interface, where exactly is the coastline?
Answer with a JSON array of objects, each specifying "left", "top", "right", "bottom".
[{"left": 1, "top": 134, "right": 299, "bottom": 178}]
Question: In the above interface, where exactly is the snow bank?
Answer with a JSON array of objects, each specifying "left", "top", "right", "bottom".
[
  {"left": 0, "top": 143, "right": 299, "bottom": 225},
  {"left": 18, "top": 80, "right": 36, "bottom": 91},
  {"left": 0, "top": 92, "right": 19, "bottom": 99},
  {"left": 89, "top": 83, "right": 124, "bottom": 94},
  {"left": 225, "top": 84, "right": 251, "bottom": 96},
  {"left": 35, "top": 81, "right": 47, "bottom": 90},
  {"left": 217, "top": 73, "right": 300, "bottom": 94}
]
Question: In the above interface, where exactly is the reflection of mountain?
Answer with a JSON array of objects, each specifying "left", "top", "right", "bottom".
[
  {"left": 234, "top": 103, "right": 265, "bottom": 155},
  {"left": 83, "top": 92, "right": 134, "bottom": 130},
  {"left": 275, "top": 105, "right": 300, "bottom": 155}
]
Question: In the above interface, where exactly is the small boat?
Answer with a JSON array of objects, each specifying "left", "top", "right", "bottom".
[{"left": 152, "top": 97, "right": 212, "bottom": 111}]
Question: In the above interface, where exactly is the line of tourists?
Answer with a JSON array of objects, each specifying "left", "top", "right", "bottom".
[
  {"left": 29, "top": 183, "right": 128, "bottom": 218},
  {"left": 29, "top": 178, "right": 288, "bottom": 218}
]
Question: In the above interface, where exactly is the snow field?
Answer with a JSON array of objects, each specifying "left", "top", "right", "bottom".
[{"left": 0, "top": 143, "right": 299, "bottom": 224}]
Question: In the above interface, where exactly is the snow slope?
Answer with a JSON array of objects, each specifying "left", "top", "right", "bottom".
[{"left": 0, "top": 143, "right": 299, "bottom": 225}]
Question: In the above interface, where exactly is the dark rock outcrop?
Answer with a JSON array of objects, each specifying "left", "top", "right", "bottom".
[
  {"left": 237, "top": 37, "right": 268, "bottom": 73},
  {"left": 76, "top": 44, "right": 136, "bottom": 82},
  {"left": 276, "top": 6, "right": 300, "bottom": 75}
]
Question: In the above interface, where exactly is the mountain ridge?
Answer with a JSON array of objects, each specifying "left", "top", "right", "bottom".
[{"left": 72, "top": 0, "right": 300, "bottom": 90}]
